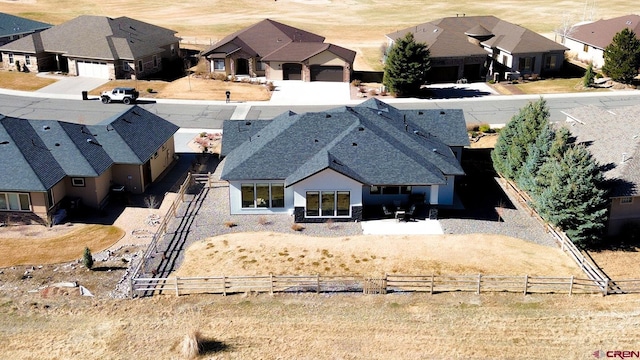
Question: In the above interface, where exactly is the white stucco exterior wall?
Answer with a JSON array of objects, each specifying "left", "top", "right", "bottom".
[{"left": 228, "top": 180, "right": 295, "bottom": 215}]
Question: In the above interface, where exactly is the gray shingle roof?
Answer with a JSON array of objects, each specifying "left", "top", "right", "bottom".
[
  {"left": 221, "top": 99, "right": 467, "bottom": 187},
  {"left": 0, "top": 15, "right": 179, "bottom": 60},
  {"left": 565, "top": 14, "right": 640, "bottom": 50},
  {"left": 386, "top": 15, "right": 567, "bottom": 58},
  {"left": 0, "top": 13, "right": 51, "bottom": 38},
  {"left": 0, "top": 106, "right": 178, "bottom": 192},
  {"left": 562, "top": 105, "right": 640, "bottom": 197}
]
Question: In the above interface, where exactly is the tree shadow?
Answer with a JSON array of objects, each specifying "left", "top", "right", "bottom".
[
  {"left": 416, "top": 86, "right": 493, "bottom": 99},
  {"left": 200, "top": 339, "right": 232, "bottom": 354}
]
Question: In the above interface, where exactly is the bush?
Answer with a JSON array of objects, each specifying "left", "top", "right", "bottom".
[
  {"left": 350, "top": 79, "right": 362, "bottom": 87},
  {"left": 478, "top": 124, "right": 491, "bottom": 133},
  {"left": 223, "top": 221, "right": 237, "bottom": 228},
  {"left": 82, "top": 247, "right": 94, "bottom": 270},
  {"left": 291, "top": 223, "right": 305, "bottom": 232},
  {"left": 146, "top": 88, "right": 154, "bottom": 93},
  {"left": 265, "top": 81, "right": 276, "bottom": 91}
]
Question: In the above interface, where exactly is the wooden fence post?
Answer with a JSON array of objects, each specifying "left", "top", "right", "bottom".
[
  {"left": 175, "top": 276, "right": 180, "bottom": 297},
  {"left": 270, "top": 273, "right": 274, "bottom": 295},
  {"left": 568, "top": 276, "right": 574, "bottom": 295},
  {"left": 316, "top": 274, "right": 320, "bottom": 294},
  {"left": 222, "top": 275, "right": 226, "bottom": 296},
  {"left": 430, "top": 273, "right": 434, "bottom": 295},
  {"left": 523, "top": 274, "right": 528, "bottom": 295},
  {"left": 477, "top": 274, "right": 481, "bottom": 294},
  {"left": 603, "top": 279, "right": 609, "bottom": 296}
]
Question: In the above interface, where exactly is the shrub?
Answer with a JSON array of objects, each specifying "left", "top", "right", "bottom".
[
  {"left": 258, "top": 216, "right": 269, "bottom": 226},
  {"left": 350, "top": 79, "right": 362, "bottom": 87},
  {"left": 478, "top": 124, "right": 491, "bottom": 133},
  {"left": 368, "top": 89, "right": 378, "bottom": 96},
  {"left": 223, "top": 221, "right": 237, "bottom": 228},
  {"left": 466, "top": 124, "right": 480, "bottom": 132},
  {"left": 181, "top": 331, "right": 202, "bottom": 359},
  {"left": 146, "top": 88, "right": 154, "bottom": 93},
  {"left": 210, "top": 72, "right": 227, "bottom": 81},
  {"left": 291, "top": 223, "right": 305, "bottom": 232},
  {"left": 265, "top": 81, "right": 276, "bottom": 91},
  {"left": 82, "top": 247, "right": 94, "bottom": 270}
]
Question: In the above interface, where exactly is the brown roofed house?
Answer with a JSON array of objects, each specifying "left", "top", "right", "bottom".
[
  {"left": 0, "top": 15, "right": 181, "bottom": 79},
  {"left": 386, "top": 15, "right": 568, "bottom": 83},
  {"left": 558, "top": 14, "right": 640, "bottom": 68},
  {"left": 201, "top": 19, "right": 356, "bottom": 82}
]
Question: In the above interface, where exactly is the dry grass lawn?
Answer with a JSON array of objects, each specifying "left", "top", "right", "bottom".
[
  {"left": 174, "top": 232, "right": 583, "bottom": 278},
  {"left": 89, "top": 76, "right": 272, "bottom": 101},
  {"left": 514, "top": 78, "right": 612, "bottom": 94},
  {"left": 0, "top": 71, "right": 56, "bottom": 91},
  {"left": 0, "top": 225, "right": 124, "bottom": 267}
]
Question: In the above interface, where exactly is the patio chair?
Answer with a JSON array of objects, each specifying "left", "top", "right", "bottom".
[
  {"left": 404, "top": 204, "right": 416, "bottom": 221},
  {"left": 382, "top": 205, "right": 393, "bottom": 218}
]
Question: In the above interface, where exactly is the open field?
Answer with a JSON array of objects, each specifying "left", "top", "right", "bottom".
[
  {"left": 1, "top": 291, "right": 640, "bottom": 359},
  {"left": 2, "top": 0, "right": 638, "bottom": 70}
]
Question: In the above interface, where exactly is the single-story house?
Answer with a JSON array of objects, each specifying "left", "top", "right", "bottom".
[
  {"left": 201, "top": 19, "right": 356, "bottom": 82},
  {"left": 0, "top": 13, "right": 51, "bottom": 47},
  {"left": 0, "top": 106, "right": 179, "bottom": 224},
  {"left": 563, "top": 105, "right": 640, "bottom": 237},
  {"left": 557, "top": 14, "right": 640, "bottom": 68},
  {"left": 220, "top": 98, "right": 469, "bottom": 223},
  {"left": 0, "top": 15, "right": 181, "bottom": 79},
  {"left": 386, "top": 15, "right": 568, "bottom": 83}
]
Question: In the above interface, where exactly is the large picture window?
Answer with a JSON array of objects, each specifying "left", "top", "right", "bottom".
[
  {"left": 213, "top": 59, "right": 225, "bottom": 71},
  {"left": 0, "top": 192, "right": 30, "bottom": 211},
  {"left": 241, "top": 183, "right": 285, "bottom": 209},
  {"left": 306, "top": 191, "right": 350, "bottom": 217}
]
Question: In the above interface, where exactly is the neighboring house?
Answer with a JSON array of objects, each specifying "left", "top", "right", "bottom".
[
  {"left": 558, "top": 14, "right": 640, "bottom": 69},
  {"left": 386, "top": 15, "right": 568, "bottom": 83},
  {"left": 220, "top": 98, "right": 469, "bottom": 223},
  {"left": 0, "top": 15, "right": 180, "bottom": 79},
  {"left": 201, "top": 19, "right": 356, "bottom": 82},
  {"left": 0, "top": 106, "right": 178, "bottom": 225},
  {"left": 0, "top": 13, "right": 51, "bottom": 47},
  {"left": 563, "top": 105, "right": 640, "bottom": 236}
]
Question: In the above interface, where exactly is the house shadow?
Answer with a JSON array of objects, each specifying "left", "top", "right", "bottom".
[
  {"left": 417, "top": 86, "right": 492, "bottom": 99},
  {"left": 438, "top": 148, "right": 515, "bottom": 221}
]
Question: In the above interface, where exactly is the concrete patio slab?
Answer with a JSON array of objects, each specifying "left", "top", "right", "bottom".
[{"left": 361, "top": 218, "right": 444, "bottom": 235}]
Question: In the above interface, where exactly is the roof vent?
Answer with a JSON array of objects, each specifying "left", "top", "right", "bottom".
[
  {"left": 314, "top": 139, "right": 318, "bottom": 143},
  {"left": 440, "top": 111, "right": 445, "bottom": 115},
  {"left": 55, "top": 143, "right": 60, "bottom": 147},
  {"left": 245, "top": 121, "right": 251, "bottom": 125},
  {"left": 352, "top": 142, "right": 357, "bottom": 146},
  {"left": 432, "top": 148, "right": 438, "bottom": 152},
  {"left": 42, "top": 125, "right": 50, "bottom": 131},
  {"left": 358, "top": 127, "right": 364, "bottom": 131},
  {"left": 326, "top": 114, "right": 331, "bottom": 118},
  {"left": 622, "top": 153, "right": 628, "bottom": 163},
  {"left": 0, "top": 140, "right": 9, "bottom": 145},
  {"left": 418, "top": 111, "right": 423, "bottom": 115}
]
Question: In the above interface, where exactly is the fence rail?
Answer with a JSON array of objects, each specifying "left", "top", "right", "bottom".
[
  {"left": 131, "top": 274, "right": 621, "bottom": 297},
  {"left": 499, "top": 177, "right": 614, "bottom": 294}
]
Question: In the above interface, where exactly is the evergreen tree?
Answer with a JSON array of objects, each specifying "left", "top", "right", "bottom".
[
  {"left": 383, "top": 32, "right": 431, "bottom": 96},
  {"left": 602, "top": 28, "right": 640, "bottom": 84},
  {"left": 583, "top": 62, "right": 595, "bottom": 87},
  {"left": 492, "top": 98, "right": 550, "bottom": 180},
  {"left": 82, "top": 247, "right": 94, "bottom": 270},
  {"left": 536, "top": 145, "right": 608, "bottom": 246},
  {"left": 516, "top": 124, "right": 555, "bottom": 193}
]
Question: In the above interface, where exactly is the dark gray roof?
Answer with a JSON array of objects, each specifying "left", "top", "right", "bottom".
[
  {"left": 0, "top": 13, "right": 51, "bottom": 38},
  {"left": 563, "top": 105, "right": 640, "bottom": 197},
  {"left": 0, "top": 106, "right": 178, "bottom": 192},
  {"left": 386, "top": 15, "right": 567, "bottom": 58},
  {"left": 0, "top": 15, "right": 179, "bottom": 60},
  {"left": 565, "top": 14, "right": 640, "bottom": 50},
  {"left": 221, "top": 99, "right": 467, "bottom": 187}
]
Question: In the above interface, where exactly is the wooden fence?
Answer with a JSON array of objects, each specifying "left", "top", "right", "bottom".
[
  {"left": 499, "top": 177, "right": 616, "bottom": 294},
  {"left": 131, "top": 273, "right": 614, "bottom": 297},
  {"left": 129, "top": 173, "right": 193, "bottom": 280}
]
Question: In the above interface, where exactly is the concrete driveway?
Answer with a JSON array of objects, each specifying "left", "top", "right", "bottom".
[
  {"left": 269, "top": 80, "right": 353, "bottom": 105},
  {"left": 35, "top": 73, "right": 109, "bottom": 97}
]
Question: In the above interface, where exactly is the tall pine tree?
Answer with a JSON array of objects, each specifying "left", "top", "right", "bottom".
[
  {"left": 535, "top": 145, "right": 608, "bottom": 246},
  {"left": 383, "top": 32, "right": 431, "bottom": 97},
  {"left": 602, "top": 28, "right": 640, "bottom": 84}
]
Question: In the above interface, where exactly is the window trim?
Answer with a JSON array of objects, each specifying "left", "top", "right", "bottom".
[
  {"left": 0, "top": 192, "right": 31, "bottom": 212},
  {"left": 71, "top": 178, "right": 85, "bottom": 187},
  {"left": 240, "top": 182, "right": 285, "bottom": 209},
  {"left": 213, "top": 59, "right": 225, "bottom": 71},
  {"left": 620, "top": 197, "right": 633, "bottom": 204},
  {"left": 305, "top": 190, "right": 351, "bottom": 218},
  {"left": 8, "top": 53, "right": 14, "bottom": 64},
  {"left": 25, "top": 54, "right": 31, "bottom": 66}
]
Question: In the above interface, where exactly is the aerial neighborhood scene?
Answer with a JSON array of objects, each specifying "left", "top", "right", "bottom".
[{"left": 1, "top": 0, "right": 640, "bottom": 358}]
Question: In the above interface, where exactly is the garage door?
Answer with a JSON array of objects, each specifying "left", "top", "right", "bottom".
[
  {"left": 428, "top": 66, "right": 459, "bottom": 83},
  {"left": 310, "top": 65, "right": 344, "bottom": 82},
  {"left": 282, "top": 63, "right": 302, "bottom": 80},
  {"left": 77, "top": 60, "right": 109, "bottom": 79}
]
